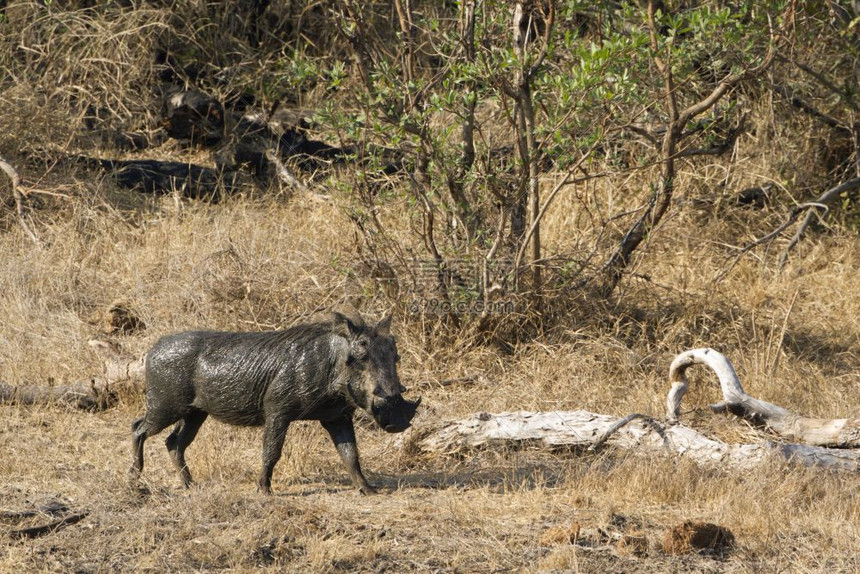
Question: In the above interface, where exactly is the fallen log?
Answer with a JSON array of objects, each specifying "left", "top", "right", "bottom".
[
  {"left": 88, "top": 339, "right": 145, "bottom": 383},
  {"left": 0, "top": 340, "right": 144, "bottom": 411},
  {"left": 0, "top": 380, "right": 115, "bottom": 411},
  {"left": 414, "top": 410, "right": 860, "bottom": 471},
  {"left": 0, "top": 499, "right": 69, "bottom": 520},
  {"left": 666, "top": 348, "right": 860, "bottom": 447}
]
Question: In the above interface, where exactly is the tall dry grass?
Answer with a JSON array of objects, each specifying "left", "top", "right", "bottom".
[
  {"left": 1, "top": 178, "right": 859, "bottom": 571},
  {"left": 2, "top": 2, "right": 860, "bottom": 572}
]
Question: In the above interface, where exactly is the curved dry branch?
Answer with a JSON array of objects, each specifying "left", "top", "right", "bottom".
[
  {"left": 779, "top": 177, "right": 860, "bottom": 267},
  {"left": 0, "top": 154, "right": 40, "bottom": 245},
  {"left": 414, "top": 410, "right": 860, "bottom": 472},
  {"left": 604, "top": 6, "right": 785, "bottom": 296},
  {"left": 667, "top": 348, "right": 860, "bottom": 447},
  {"left": 720, "top": 178, "right": 860, "bottom": 279}
]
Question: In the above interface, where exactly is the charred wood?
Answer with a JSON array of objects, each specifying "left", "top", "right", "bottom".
[
  {"left": 163, "top": 90, "right": 225, "bottom": 147},
  {"left": 72, "top": 156, "right": 243, "bottom": 200}
]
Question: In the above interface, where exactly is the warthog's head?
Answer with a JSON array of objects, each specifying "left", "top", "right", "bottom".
[{"left": 334, "top": 312, "right": 421, "bottom": 432}]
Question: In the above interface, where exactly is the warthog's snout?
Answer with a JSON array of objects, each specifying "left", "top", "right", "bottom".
[{"left": 371, "top": 395, "right": 422, "bottom": 433}]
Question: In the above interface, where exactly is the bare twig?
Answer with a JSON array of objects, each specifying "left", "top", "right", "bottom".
[
  {"left": 675, "top": 115, "right": 748, "bottom": 159},
  {"left": 716, "top": 204, "right": 811, "bottom": 279},
  {"left": 514, "top": 140, "right": 599, "bottom": 273},
  {"left": 589, "top": 413, "right": 669, "bottom": 451},
  {"left": 0, "top": 155, "right": 40, "bottom": 245},
  {"left": 775, "top": 53, "right": 858, "bottom": 112},
  {"left": 0, "top": 156, "right": 21, "bottom": 188},
  {"left": 716, "top": 178, "right": 860, "bottom": 278},
  {"left": 771, "top": 83, "right": 852, "bottom": 133},
  {"left": 265, "top": 150, "right": 329, "bottom": 200},
  {"left": 779, "top": 178, "right": 860, "bottom": 267}
]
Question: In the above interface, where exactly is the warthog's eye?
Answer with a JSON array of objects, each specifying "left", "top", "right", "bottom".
[{"left": 351, "top": 337, "right": 369, "bottom": 360}]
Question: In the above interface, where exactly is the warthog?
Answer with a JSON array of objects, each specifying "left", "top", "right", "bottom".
[{"left": 130, "top": 313, "right": 420, "bottom": 494}]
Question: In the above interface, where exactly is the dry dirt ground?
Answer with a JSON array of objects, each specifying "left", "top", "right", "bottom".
[
  {"left": 0, "top": 400, "right": 860, "bottom": 572},
  {"left": 3, "top": 399, "right": 860, "bottom": 574}
]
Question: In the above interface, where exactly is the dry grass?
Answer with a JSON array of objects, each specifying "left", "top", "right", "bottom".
[
  {"left": 3, "top": 3, "right": 860, "bottom": 572},
  {"left": 2, "top": 184, "right": 860, "bottom": 572}
]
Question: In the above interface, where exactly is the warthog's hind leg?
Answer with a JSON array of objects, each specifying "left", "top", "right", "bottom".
[
  {"left": 165, "top": 408, "right": 208, "bottom": 487},
  {"left": 130, "top": 416, "right": 148, "bottom": 482}
]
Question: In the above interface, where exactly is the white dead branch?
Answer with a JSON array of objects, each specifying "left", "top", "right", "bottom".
[
  {"left": 265, "top": 150, "right": 310, "bottom": 194},
  {"left": 667, "top": 348, "right": 860, "bottom": 447},
  {"left": 415, "top": 409, "right": 860, "bottom": 471},
  {"left": 88, "top": 339, "right": 145, "bottom": 383},
  {"left": 265, "top": 150, "right": 332, "bottom": 202},
  {"left": 416, "top": 347, "right": 860, "bottom": 471}
]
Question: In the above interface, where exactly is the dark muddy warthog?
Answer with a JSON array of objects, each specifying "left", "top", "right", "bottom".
[{"left": 130, "top": 313, "right": 420, "bottom": 494}]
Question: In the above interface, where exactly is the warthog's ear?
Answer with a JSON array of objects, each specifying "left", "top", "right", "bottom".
[
  {"left": 332, "top": 312, "right": 363, "bottom": 338},
  {"left": 375, "top": 314, "right": 392, "bottom": 336}
]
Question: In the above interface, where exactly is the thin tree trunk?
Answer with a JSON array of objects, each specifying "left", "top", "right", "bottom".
[
  {"left": 510, "top": 0, "right": 554, "bottom": 297},
  {"left": 393, "top": 0, "right": 416, "bottom": 85}
]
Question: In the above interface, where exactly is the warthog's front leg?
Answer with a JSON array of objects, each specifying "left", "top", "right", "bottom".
[
  {"left": 259, "top": 415, "right": 290, "bottom": 495},
  {"left": 321, "top": 416, "right": 377, "bottom": 495}
]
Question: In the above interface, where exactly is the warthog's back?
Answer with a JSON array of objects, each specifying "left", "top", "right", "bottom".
[{"left": 145, "top": 324, "right": 343, "bottom": 427}]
